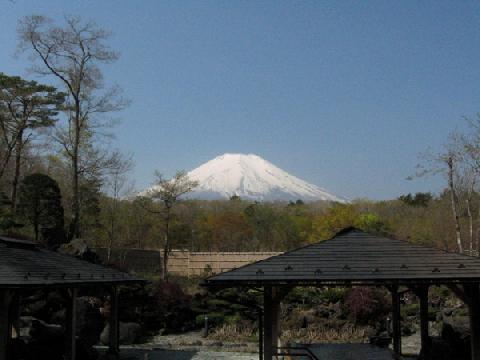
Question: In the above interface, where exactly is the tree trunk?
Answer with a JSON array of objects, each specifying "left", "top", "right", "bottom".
[
  {"left": 68, "top": 100, "right": 81, "bottom": 240},
  {"left": 467, "top": 197, "right": 474, "bottom": 254},
  {"left": 34, "top": 222, "right": 39, "bottom": 242},
  {"left": 0, "top": 142, "right": 15, "bottom": 183},
  {"left": 477, "top": 201, "right": 480, "bottom": 256},
  {"left": 162, "top": 208, "right": 171, "bottom": 280},
  {"left": 448, "top": 157, "right": 463, "bottom": 253},
  {"left": 10, "top": 131, "right": 24, "bottom": 214},
  {"left": 107, "top": 182, "right": 118, "bottom": 262}
]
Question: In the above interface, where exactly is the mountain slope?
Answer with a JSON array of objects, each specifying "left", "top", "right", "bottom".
[{"left": 184, "top": 153, "right": 347, "bottom": 202}]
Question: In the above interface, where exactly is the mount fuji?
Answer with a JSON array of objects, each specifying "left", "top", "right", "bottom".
[{"left": 182, "top": 153, "right": 347, "bottom": 202}]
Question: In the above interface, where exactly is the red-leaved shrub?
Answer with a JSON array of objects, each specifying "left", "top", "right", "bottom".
[{"left": 344, "top": 287, "right": 389, "bottom": 325}]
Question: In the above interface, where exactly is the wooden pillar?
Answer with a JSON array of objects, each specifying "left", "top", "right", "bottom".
[
  {"left": 271, "top": 288, "right": 281, "bottom": 357},
  {"left": 258, "top": 308, "right": 263, "bottom": 360},
  {"left": 0, "top": 290, "right": 13, "bottom": 360},
  {"left": 65, "top": 288, "right": 77, "bottom": 360},
  {"left": 263, "top": 287, "right": 273, "bottom": 360},
  {"left": 391, "top": 285, "right": 401, "bottom": 356},
  {"left": 464, "top": 284, "right": 480, "bottom": 360},
  {"left": 108, "top": 286, "right": 120, "bottom": 357},
  {"left": 418, "top": 286, "right": 430, "bottom": 358},
  {"left": 263, "top": 286, "right": 285, "bottom": 359},
  {"left": 9, "top": 294, "right": 20, "bottom": 340}
]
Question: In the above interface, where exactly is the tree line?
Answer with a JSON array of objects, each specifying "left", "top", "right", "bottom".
[
  {"left": 1, "top": 14, "right": 480, "bottom": 280},
  {"left": 1, "top": 15, "right": 130, "bottom": 244}
]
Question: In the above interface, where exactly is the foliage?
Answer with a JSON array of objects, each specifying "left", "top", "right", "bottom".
[
  {"left": 284, "top": 287, "right": 324, "bottom": 305},
  {"left": 139, "top": 171, "right": 198, "bottom": 279},
  {"left": 17, "top": 173, "right": 64, "bottom": 246},
  {"left": 344, "top": 287, "right": 389, "bottom": 325},
  {"left": 398, "top": 192, "right": 433, "bottom": 207},
  {"left": 0, "top": 191, "right": 15, "bottom": 232},
  {"left": 18, "top": 15, "right": 128, "bottom": 240},
  {"left": 0, "top": 73, "right": 64, "bottom": 193}
]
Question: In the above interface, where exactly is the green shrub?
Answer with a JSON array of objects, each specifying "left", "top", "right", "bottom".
[
  {"left": 401, "top": 303, "right": 419, "bottom": 317},
  {"left": 320, "top": 288, "right": 347, "bottom": 303}
]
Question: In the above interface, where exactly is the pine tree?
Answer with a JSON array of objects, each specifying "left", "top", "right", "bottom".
[{"left": 18, "top": 173, "right": 64, "bottom": 246}]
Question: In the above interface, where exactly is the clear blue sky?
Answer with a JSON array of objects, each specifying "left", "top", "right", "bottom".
[{"left": 2, "top": 0, "right": 480, "bottom": 200}]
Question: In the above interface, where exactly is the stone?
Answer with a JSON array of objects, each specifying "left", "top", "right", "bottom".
[
  {"left": 59, "top": 238, "right": 89, "bottom": 257},
  {"left": 100, "top": 322, "right": 142, "bottom": 345},
  {"left": 58, "top": 238, "right": 100, "bottom": 263},
  {"left": 430, "top": 337, "right": 456, "bottom": 360},
  {"left": 441, "top": 316, "right": 471, "bottom": 360}
]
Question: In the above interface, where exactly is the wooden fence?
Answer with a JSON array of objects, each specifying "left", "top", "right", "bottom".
[
  {"left": 94, "top": 248, "right": 281, "bottom": 277},
  {"left": 167, "top": 250, "right": 282, "bottom": 277}
]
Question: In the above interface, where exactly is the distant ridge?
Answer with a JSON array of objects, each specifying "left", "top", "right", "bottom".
[{"left": 181, "top": 153, "right": 347, "bottom": 202}]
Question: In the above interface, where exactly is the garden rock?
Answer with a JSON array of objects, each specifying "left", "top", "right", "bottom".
[{"left": 100, "top": 322, "right": 142, "bottom": 345}]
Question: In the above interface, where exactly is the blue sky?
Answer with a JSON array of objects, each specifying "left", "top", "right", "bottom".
[{"left": 2, "top": 0, "right": 480, "bottom": 200}]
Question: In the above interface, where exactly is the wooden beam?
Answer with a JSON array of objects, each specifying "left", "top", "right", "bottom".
[
  {"left": 108, "top": 286, "right": 120, "bottom": 357},
  {"left": 390, "top": 285, "right": 401, "bottom": 356},
  {"left": 263, "top": 287, "right": 273, "bottom": 360},
  {"left": 65, "top": 288, "right": 77, "bottom": 360},
  {"left": 0, "top": 290, "right": 13, "bottom": 360},
  {"left": 464, "top": 284, "right": 480, "bottom": 360}
]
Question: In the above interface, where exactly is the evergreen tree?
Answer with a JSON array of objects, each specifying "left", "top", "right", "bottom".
[
  {"left": 0, "top": 73, "right": 64, "bottom": 211},
  {"left": 18, "top": 173, "right": 64, "bottom": 246}
]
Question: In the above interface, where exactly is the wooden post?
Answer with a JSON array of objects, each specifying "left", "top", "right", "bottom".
[
  {"left": 263, "top": 287, "right": 273, "bottom": 360},
  {"left": 0, "top": 290, "right": 13, "bottom": 360},
  {"left": 271, "top": 288, "right": 281, "bottom": 357},
  {"left": 464, "top": 284, "right": 480, "bottom": 360},
  {"left": 391, "top": 285, "right": 401, "bottom": 356},
  {"left": 65, "top": 288, "right": 77, "bottom": 360},
  {"left": 258, "top": 308, "right": 263, "bottom": 360},
  {"left": 9, "top": 294, "right": 20, "bottom": 340},
  {"left": 417, "top": 286, "right": 430, "bottom": 358},
  {"left": 108, "top": 286, "right": 120, "bottom": 357}
]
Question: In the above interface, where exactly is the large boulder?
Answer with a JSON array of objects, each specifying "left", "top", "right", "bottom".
[
  {"left": 58, "top": 238, "right": 100, "bottom": 263},
  {"left": 440, "top": 316, "right": 471, "bottom": 360},
  {"left": 429, "top": 337, "right": 456, "bottom": 360},
  {"left": 25, "top": 318, "right": 65, "bottom": 360},
  {"left": 100, "top": 322, "right": 142, "bottom": 345}
]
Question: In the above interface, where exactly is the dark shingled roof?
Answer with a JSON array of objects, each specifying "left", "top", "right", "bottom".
[
  {"left": 205, "top": 228, "right": 480, "bottom": 287},
  {"left": 0, "top": 236, "right": 143, "bottom": 288}
]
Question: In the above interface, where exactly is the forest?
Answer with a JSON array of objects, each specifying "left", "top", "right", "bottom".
[{"left": 1, "top": 14, "right": 480, "bottom": 264}]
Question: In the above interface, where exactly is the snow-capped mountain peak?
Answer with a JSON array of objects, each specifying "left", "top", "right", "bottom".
[{"left": 184, "top": 153, "right": 347, "bottom": 202}]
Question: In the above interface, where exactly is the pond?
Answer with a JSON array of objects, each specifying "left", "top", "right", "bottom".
[{"left": 307, "top": 344, "right": 397, "bottom": 360}]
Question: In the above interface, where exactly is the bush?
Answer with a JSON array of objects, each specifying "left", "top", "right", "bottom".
[
  {"left": 284, "top": 287, "right": 323, "bottom": 305},
  {"left": 344, "top": 287, "right": 389, "bottom": 325},
  {"left": 402, "top": 303, "right": 420, "bottom": 317},
  {"left": 118, "top": 280, "right": 197, "bottom": 335},
  {"left": 320, "top": 288, "right": 347, "bottom": 304}
]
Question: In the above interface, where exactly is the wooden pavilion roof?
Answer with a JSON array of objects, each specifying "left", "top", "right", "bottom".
[
  {"left": 0, "top": 236, "right": 143, "bottom": 288},
  {"left": 205, "top": 228, "right": 480, "bottom": 287}
]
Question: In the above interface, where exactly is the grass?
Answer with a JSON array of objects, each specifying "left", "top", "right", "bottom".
[
  {"left": 208, "top": 323, "right": 257, "bottom": 342},
  {"left": 281, "top": 324, "right": 368, "bottom": 344}
]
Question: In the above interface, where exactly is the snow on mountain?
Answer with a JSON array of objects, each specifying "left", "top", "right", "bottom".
[{"left": 183, "top": 153, "right": 347, "bottom": 202}]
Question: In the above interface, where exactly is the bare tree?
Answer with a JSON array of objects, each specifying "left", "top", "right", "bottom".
[
  {"left": 462, "top": 117, "right": 480, "bottom": 254},
  {"left": 18, "top": 15, "right": 128, "bottom": 239},
  {"left": 139, "top": 171, "right": 198, "bottom": 280},
  {"left": 413, "top": 132, "right": 464, "bottom": 253},
  {"left": 103, "top": 152, "right": 133, "bottom": 262}
]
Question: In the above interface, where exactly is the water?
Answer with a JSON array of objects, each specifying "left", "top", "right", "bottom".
[{"left": 308, "top": 344, "right": 395, "bottom": 360}]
